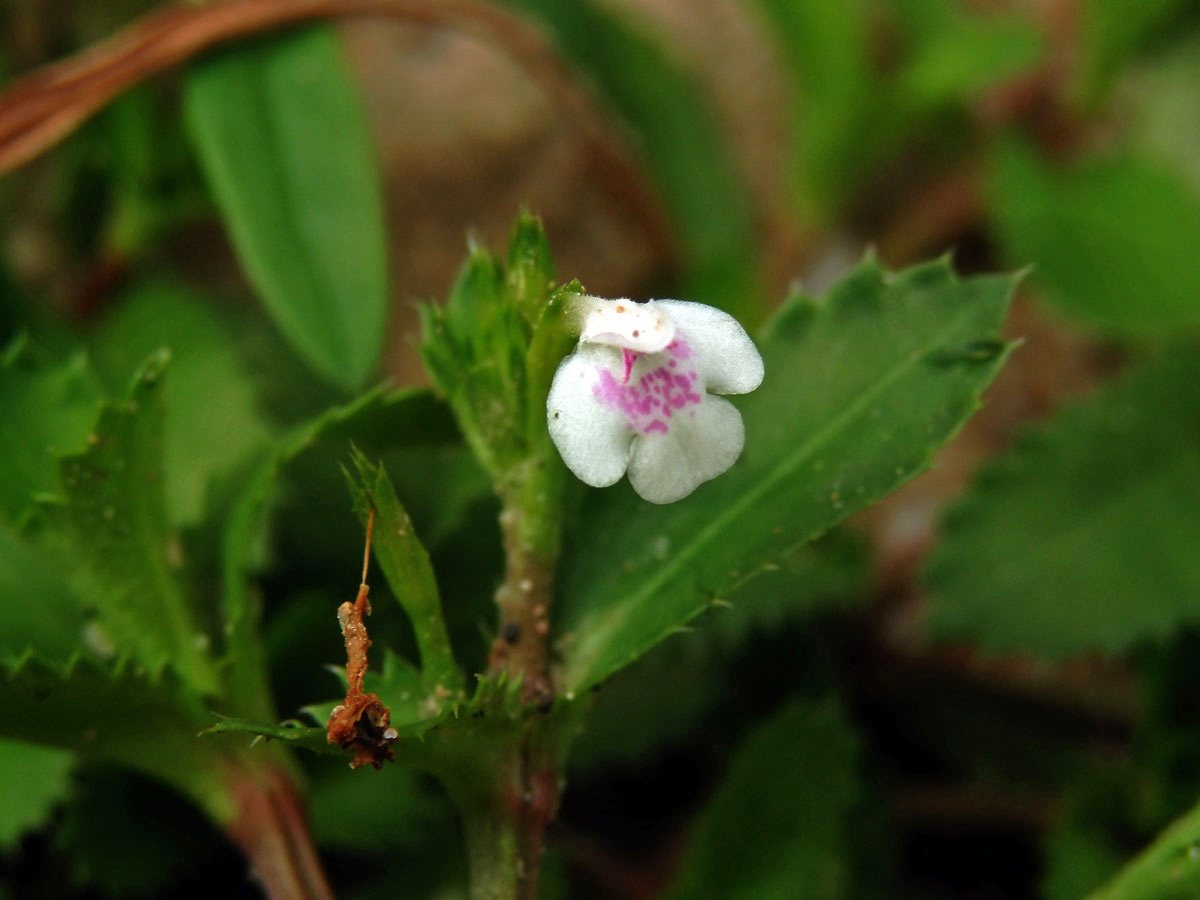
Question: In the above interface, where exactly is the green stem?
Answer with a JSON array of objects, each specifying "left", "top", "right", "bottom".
[
  {"left": 1087, "top": 795, "right": 1200, "bottom": 900},
  {"left": 468, "top": 444, "right": 567, "bottom": 896},
  {"left": 454, "top": 724, "right": 568, "bottom": 900},
  {"left": 462, "top": 796, "right": 521, "bottom": 900},
  {"left": 490, "top": 452, "right": 564, "bottom": 706}
]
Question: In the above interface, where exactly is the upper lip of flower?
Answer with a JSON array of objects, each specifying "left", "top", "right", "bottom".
[
  {"left": 547, "top": 297, "right": 764, "bottom": 504},
  {"left": 577, "top": 297, "right": 676, "bottom": 353}
]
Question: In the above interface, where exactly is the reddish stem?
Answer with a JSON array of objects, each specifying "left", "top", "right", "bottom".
[
  {"left": 225, "top": 767, "right": 336, "bottom": 900},
  {"left": 0, "top": 0, "right": 676, "bottom": 269}
]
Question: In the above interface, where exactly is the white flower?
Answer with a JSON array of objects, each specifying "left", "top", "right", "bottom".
[{"left": 546, "top": 296, "right": 764, "bottom": 504}]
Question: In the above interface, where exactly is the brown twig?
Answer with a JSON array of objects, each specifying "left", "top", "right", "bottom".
[
  {"left": 0, "top": 0, "right": 677, "bottom": 269},
  {"left": 326, "top": 507, "right": 397, "bottom": 769}
]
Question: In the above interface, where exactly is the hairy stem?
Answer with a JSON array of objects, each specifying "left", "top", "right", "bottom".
[
  {"left": 470, "top": 449, "right": 566, "bottom": 897},
  {"left": 455, "top": 731, "right": 565, "bottom": 900},
  {"left": 489, "top": 455, "right": 563, "bottom": 706}
]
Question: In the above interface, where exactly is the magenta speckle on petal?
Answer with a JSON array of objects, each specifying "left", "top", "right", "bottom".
[
  {"left": 589, "top": 334, "right": 705, "bottom": 437},
  {"left": 621, "top": 348, "right": 639, "bottom": 383},
  {"left": 667, "top": 337, "right": 693, "bottom": 361}
]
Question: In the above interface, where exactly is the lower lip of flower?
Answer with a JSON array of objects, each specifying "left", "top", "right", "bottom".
[{"left": 593, "top": 341, "right": 703, "bottom": 436}]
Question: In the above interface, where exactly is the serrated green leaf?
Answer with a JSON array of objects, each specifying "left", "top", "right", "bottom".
[
  {"left": 203, "top": 717, "right": 336, "bottom": 756},
  {"left": 184, "top": 26, "right": 388, "bottom": 390},
  {"left": 0, "top": 523, "right": 85, "bottom": 665},
  {"left": 345, "top": 451, "right": 460, "bottom": 697},
  {"left": 0, "top": 738, "right": 74, "bottom": 850},
  {"left": 366, "top": 649, "right": 436, "bottom": 726},
  {"left": 571, "top": 531, "right": 868, "bottom": 772},
  {"left": 557, "top": 258, "right": 1015, "bottom": 692},
  {"left": 989, "top": 140, "right": 1200, "bottom": 334},
  {"left": 88, "top": 280, "right": 274, "bottom": 526},
  {"left": 0, "top": 654, "right": 234, "bottom": 822},
  {"left": 506, "top": 211, "right": 555, "bottom": 327},
  {"left": 215, "top": 671, "right": 537, "bottom": 776},
  {"left": 420, "top": 245, "right": 530, "bottom": 478},
  {"left": 219, "top": 387, "right": 425, "bottom": 719},
  {"left": 0, "top": 338, "right": 103, "bottom": 523},
  {"left": 664, "top": 697, "right": 862, "bottom": 900},
  {"left": 925, "top": 354, "right": 1200, "bottom": 658},
  {"left": 44, "top": 352, "right": 218, "bottom": 695}
]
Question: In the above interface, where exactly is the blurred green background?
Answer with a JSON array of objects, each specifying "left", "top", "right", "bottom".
[{"left": 3, "top": 0, "right": 1200, "bottom": 897}]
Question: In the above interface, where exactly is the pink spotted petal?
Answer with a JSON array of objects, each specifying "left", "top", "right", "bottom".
[
  {"left": 654, "top": 300, "right": 763, "bottom": 395},
  {"left": 626, "top": 394, "right": 746, "bottom": 504},
  {"left": 546, "top": 344, "right": 633, "bottom": 488}
]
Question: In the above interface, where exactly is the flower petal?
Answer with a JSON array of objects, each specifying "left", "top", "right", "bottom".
[
  {"left": 578, "top": 296, "right": 675, "bottom": 353},
  {"left": 626, "top": 394, "right": 746, "bottom": 503},
  {"left": 655, "top": 300, "right": 764, "bottom": 394},
  {"left": 546, "top": 344, "right": 633, "bottom": 487}
]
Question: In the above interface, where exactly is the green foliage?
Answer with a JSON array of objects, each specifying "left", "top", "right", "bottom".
[
  {"left": 344, "top": 451, "right": 461, "bottom": 698},
  {"left": 0, "top": 738, "right": 74, "bottom": 850},
  {"left": 88, "top": 281, "right": 274, "bottom": 526},
  {"left": 925, "top": 355, "right": 1200, "bottom": 657},
  {"left": 1086, "top": 795, "right": 1200, "bottom": 900},
  {"left": 184, "top": 26, "right": 388, "bottom": 391},
  {"left": 208, "top": 669, "right": 540, "bottom": 779},
  {"left": 420, "top": 245, "right": 528, "bottom": 478},
  {"left": 0, "top": 653, "right": 235, "bottom": 822},
  {"left": 756, "top": 0, "right": 1041, "bottom": 223},
  {"left": 0, "top": 525, "right": 84, "bottom": 664},
  {"left": 218, "top": 387, "right": 405, "bottom": 719},
  {"left": 1124, "top": 34, "right": 1200, "bottom": 199},
  {"left": 556, "top": 257, "right": 1016, "bottom": 692},
  {"left": 891, "top": 0, "right": 1042, "bottom": 110},
  {"left": 506, "top": 212, "right": 555, "bottom": 327},
  {"left": 1074, "top": 0, "right": 1195, "bottom": 107},
  {"left": 0, "top": 337, "right": 103, "bottom": 523},
  {"left": 665, "top": 697, "right": 862, "bottom": 900},
  {"left": 419, "top": 215, "right": 574, "bottom": 509},
  {"left": 55, "top": 768, "right": 212, "bottom": 898},
  {"left": 753, "top": 0, "right": 876, "bottom": 220},
  {"left": 1043, "top": 774, "right": 1131, "bottom": 900},
  {"left": 502, "top": 0, "right": 758, "bottom": 317},
  {"left": 989, "top": 140, "right": 1200, "bottom": 333},
  {"left": 571, "top": 532, "right": 868, "bottom": 772},
  {"left": 41, "top": 352, "right": 218, "bottom": 695},
  {"left": 308, "top": 757, "right": 465, "bottom": 897}
]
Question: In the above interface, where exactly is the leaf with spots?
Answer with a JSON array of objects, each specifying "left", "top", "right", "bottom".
[
  {"left": 41, "top": 351, "right": 219, "bottom": 696},
  {"left": 556, "top": 257, "right": 1016, "bottom": 692},
  {"left": 0, "top": 336, "right": 103, "bottom": 524}
]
